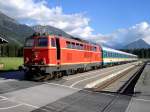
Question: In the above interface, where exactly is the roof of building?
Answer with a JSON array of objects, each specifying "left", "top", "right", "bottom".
[{"left": 0, "top": 36, "right": 8, "bottom": 44}]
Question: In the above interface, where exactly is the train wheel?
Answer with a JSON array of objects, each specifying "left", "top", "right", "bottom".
[
  {"left": 33, "top": 73, "right": 45, "bottom": 81},
  {"left": 42, "top": 74, "right": 52, "bottom": 81},
  {"left": 79, "top": 68, "right": 84, "bottom": 73},
  {"left": 60, "top": 72, "right": 64, "bottom": 78},
  {"left": 55, "top": 74, "right": 59, "bottom": 79},
  {"left": 55, "top": 72, "right": 62, "bottom": 79},
  {"left": 82, "top": 68, "right": 85, "bottom": 72},
  {"left": 49, "top": 73, "right": 54, "bottom": 79}
]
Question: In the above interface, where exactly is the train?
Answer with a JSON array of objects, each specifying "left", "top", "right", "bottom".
[{"left": 23, "top": 33, "right": 138, "bottom": 81}]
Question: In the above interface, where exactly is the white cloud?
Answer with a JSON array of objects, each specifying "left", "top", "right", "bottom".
[
  {"left": 0, "top": 0, "right": 94, "bottom": 40},
  {"left": 0, "top": 0, "right": 150, "bottom": 47},
  {"left": 0, "top": 0, "right": 111, "bottom": 46},
  {"left": 105, "top": 22, "right": 150, "bottom": 47}
]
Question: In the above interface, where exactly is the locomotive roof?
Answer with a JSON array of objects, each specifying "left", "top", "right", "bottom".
[
  {"left": 102, "top": 46, "right": 137, "bottom": 57},
  {"left": 30, "top": 32, "right": 98, "bottom": 45},
  {"left": 29, "top": 33, "right": 137, "bottom": 57}
]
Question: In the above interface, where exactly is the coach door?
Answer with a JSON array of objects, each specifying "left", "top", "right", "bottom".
[{"left": 56, "top": 38, "right": 61, "bottom": 62}]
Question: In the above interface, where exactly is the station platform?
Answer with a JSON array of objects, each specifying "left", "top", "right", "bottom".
[
  {"left": 32, "top": 90, "right": 131, "bottom": 112},
  {"left": 32, "top": 62, "right": 150, "bottom": 112},
  {"left": 125, "top": 62, "right": 150, "bottom": 112}
]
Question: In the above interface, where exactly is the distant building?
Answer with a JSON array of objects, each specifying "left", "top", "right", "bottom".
[
  {"left": 0, "top": 36, "right": 8, "bottom": 56},
  {"left": 0, "top": 36, "right": 8, "bottom": 44}
]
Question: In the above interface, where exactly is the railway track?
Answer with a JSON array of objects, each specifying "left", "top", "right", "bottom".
[
  {"left": 93, "top": 62, "right": 145, "bottom": 94},
  {"left": 118, "top": 62, "right": 146, "bottom": 94},
  {"left": 77, "top": 62, "right": 146, "bottom": 112}
]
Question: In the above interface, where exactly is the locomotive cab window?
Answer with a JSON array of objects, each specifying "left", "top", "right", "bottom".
[
  {"left": 38, "top": 38, "right": 48, "bottom": 47},
  {"left": 25, "top": 38, "right": 34, "bottom": 47}
]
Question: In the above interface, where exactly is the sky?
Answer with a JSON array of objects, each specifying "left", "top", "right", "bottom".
[{"left": 0, "top": 0, "right": 150, "bottom": 47}]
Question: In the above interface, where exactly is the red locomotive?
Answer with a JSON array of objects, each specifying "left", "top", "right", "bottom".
[{"left": 24, "top": 33, "right": 102, "bottom": 81}]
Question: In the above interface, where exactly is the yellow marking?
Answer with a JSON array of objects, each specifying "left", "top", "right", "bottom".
[
  {"left": 44, "top": 61, "right": 101, "bottom": 66},
  {"left": 61, "top": 48, "right": 100, "bottom": 53}
]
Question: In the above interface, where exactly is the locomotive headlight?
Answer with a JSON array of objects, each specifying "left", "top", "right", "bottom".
[
  {"left": 25, "top": 57, "right": 29, "bottom": 64},
  {"left": 41, "top": 58, "right": 46, "bottom": 65}
]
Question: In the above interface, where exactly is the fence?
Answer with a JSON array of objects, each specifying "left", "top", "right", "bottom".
[{"left": 0, "top": 45, "right": 23, "bottom": 57}]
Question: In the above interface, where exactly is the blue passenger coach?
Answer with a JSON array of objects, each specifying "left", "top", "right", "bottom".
[{"left": 102, "top": 47, "right": 138, "bottom": 66}]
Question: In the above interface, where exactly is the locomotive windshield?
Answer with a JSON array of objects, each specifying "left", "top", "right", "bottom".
[
  {"left": 37, "top": 38, "right": 48, "bottom": 47},
  {"left": 25, "top": 38, "right": 34, "bottom": 47}
]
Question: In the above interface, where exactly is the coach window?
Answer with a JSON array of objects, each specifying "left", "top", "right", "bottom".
[
  {"left": 76, "top": 43, "right": 79, "bottom": 49},
  {"left": 85, "top": 45, "right": 88, "bottom": 50},
  {"left": 108, "top": 52, "right": 110, "bottom": 57},
  {"left": 83, "top": 45, "right": 86, "bottom": 50},
  {"left": 72, "top": 42, "right": 75, "bottom": 49},
  {"left": 104, "top": 52, "right": 106, "bottom": 57},
  {"left": 103, "top": 51, "right": 106, "bottom": 57},
  {"left": 91, "top": 46, "right": 93, "bottom": 51},
  {"left": 106, "top": 52, "right": 108, "bottom": 57},
  {"left": 103, "top": 51, "right": 105, "bottom": 57},
  {"left": 80, "top": 44, "right": 83, "bottom": 50},
  {"left": 92, "top": 46, "right": 95, "bottom": 51},
  {"left": 94, "top": 47, "right": 97, "bottom": 51},
  {"left": 89, "top": 46, "right": 91, "bottom": 51},
  {"left": 38, "top": 38, "right": 48, "bottom": 47},
  {"left": 90, "top": 46, "right": 92, "bottom": 51},
  {"left": 87, "top": 46, "right": 89, "bottom": 51},
  {"left": 107, "top": 52, "right": 109, "bottom": 57},
  {"left": 51, "top": 38, "right": 56, "bottom": 47},
  {"left": 66, "top": 41, "right": 71, "bottom": 48}
]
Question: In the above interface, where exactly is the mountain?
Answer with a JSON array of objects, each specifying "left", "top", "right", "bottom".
[
  {"left": 32, "top": 25, "right": 74, "bottom": 38},
  {"left": 100, "top": 43, "right": 114, "bottom": 49},
  {"left": 123, "top": 39, "right": 150, "bottom": 49},
  {"left": 0, "top": 11, "right": 35, "bottom": 45},
  {"left": 0, "top": 11, "right": 85, "bottom": 46}
]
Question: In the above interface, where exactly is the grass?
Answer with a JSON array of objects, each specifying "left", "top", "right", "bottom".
[{"left": 0, "top": 57, "right": 23, "bottom": 71}]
